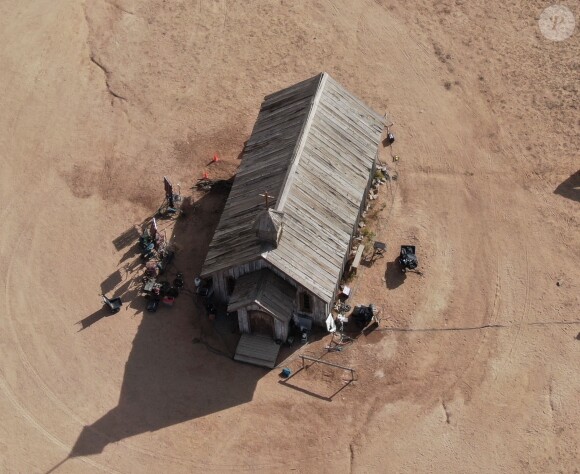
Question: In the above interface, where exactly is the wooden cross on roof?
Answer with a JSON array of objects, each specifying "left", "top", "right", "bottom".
[{"left": 259, "top": 190, "right": 275, "bottom": 208}]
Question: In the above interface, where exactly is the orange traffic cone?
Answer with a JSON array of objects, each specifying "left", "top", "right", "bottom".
[
  {"left": 212, "top": 153, "right": 219, "bottom": 163},
  {"left": 203, "top": 171, "right": 209, "bottom": 179}
]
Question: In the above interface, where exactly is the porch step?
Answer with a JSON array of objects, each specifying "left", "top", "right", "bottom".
[{"left": 234, "top": 334, "right": 281, "bottom": 369}]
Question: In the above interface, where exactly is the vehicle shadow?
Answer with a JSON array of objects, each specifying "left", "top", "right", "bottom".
[
  {"left": 76, "top": 306, "right": 111, "bottom": 331},
  {"left": 385, "top": 259, "right": 406, "bottom": 289},
  {"left": 100, "top": 270, "right": 123, "bottom": 296},
  {"left": 554, "top": 170, "right": 580, "bottom": 203},
  {"left": 69, "top": 180, "right": 269, "bottom": 458}
]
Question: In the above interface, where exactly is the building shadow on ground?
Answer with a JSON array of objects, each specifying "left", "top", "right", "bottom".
[
  {"left": 70, "top": 310, "right": 264, "bottom": 457},
  {"left": 68, "top": 181, "right": 272, "bottom": 458},
  {"left": 554, "top": 170, "right": 580, "bottom": 203}
]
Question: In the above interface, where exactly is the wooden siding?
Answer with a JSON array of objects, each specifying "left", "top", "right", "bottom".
[
  {"left": 249, "top": 311, "right": 274, "bottom": 337},
  {"left": 236, "top": 306, "right": 288, "bottom": 341},
  {"left": 211, "top": 259, "right": 265, "bottom": 302},
  {"left": 274, "top": 319, "right": 289, "bottom": 342},
  {"left": 201, "top": 72, "right": 383, "bottom": 306},
  {"left": 237, "top": 307, "right": 250, "bottom": 333}
]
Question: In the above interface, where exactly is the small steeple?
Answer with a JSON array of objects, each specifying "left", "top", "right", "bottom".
[{"left": 254, "top": 209, "right": 284, "bottom": 247}]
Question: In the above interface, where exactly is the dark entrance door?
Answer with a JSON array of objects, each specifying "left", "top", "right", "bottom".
[{"left": 249, "top": 311, "right": 274, "bottom": 337}]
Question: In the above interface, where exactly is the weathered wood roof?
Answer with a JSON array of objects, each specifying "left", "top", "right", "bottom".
[
  {"left": 201, "top": 72, "right": 384, "bottom": 303},
  {"left": 227, "top": 269, "right": 296, "bottom": 322}
]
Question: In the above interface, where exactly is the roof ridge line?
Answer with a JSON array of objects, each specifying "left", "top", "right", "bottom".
[
  {"left": 324, "top": 74, "right": 387, "bottom": 126},
  {"left": 274, "top": 72, "right": 328, "bottom": 212}
]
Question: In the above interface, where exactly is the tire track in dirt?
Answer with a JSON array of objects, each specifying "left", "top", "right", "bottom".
[
  {"left": 504, "top": 241, "right": 531, "bottom": 367},
  {"left": 1, "top": 198, "right": 353, "bottom": 471},
  {"left": 485, "top": 138, "right": 533, "bottom": 381},
  {"left": 184, "top": 0, "right": 228, "bottom": 101},
  {"left": 426, "top": 127, "right": 490, "bottom": 399},
  {"left": 348, "top": 47, "right": 496, "bottom": 448},
  {"left": 0, "top": 377, "right": 114, "bottom": 473},
  {"left": 443, "top": 161, "right": 503, "bottom": 397},
  {"left": 1, "top": 209, "right": 116, "bottom": 473},
  {"left": 0, "top": 152, "right": 358, "bottom": 469},
  {"left": 0, "top": 201, "right": 207, "bottom": 470}
]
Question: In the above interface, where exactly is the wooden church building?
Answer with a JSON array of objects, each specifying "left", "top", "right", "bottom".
[{"left": 200, "top": 72, "right": 383, "bottom": 357}]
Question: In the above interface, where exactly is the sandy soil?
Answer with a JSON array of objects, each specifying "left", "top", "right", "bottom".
[{"left": 0, "top": 0, "right": 578, "bottom": 472}]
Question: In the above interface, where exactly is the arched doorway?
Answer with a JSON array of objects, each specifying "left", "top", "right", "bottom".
[{"left": 249, "top": 310, "right": 274, "bottom": 337}]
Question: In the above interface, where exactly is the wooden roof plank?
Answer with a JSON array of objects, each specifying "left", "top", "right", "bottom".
[{"left": 202, "top": 72, "right": 383, "bottom": 301}]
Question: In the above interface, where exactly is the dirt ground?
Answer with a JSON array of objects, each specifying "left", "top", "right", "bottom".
[{"left": 1, "top": 0, "right": 578, "bottom": 472}]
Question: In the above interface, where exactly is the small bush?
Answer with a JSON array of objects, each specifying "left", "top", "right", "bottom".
[{"left": 361, "top": 228, "right": 375, "bottom": 240}]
